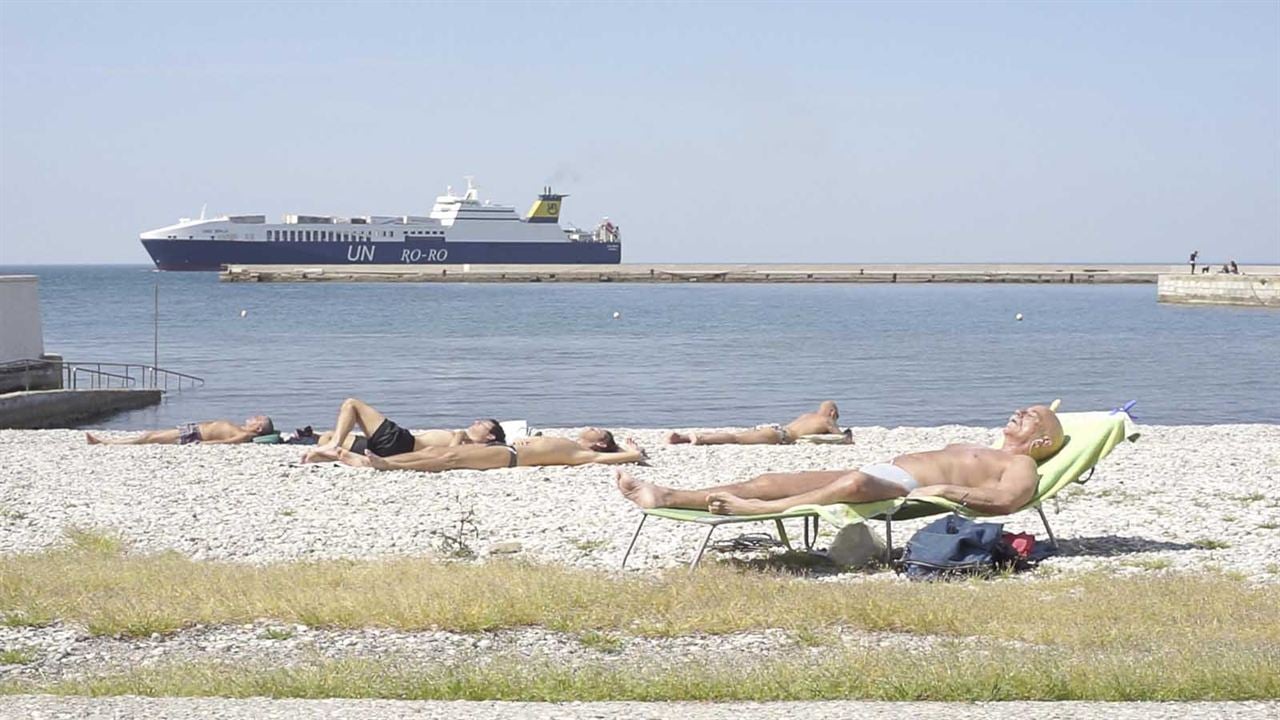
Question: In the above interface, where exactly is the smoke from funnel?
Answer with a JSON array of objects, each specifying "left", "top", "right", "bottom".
[{"left": 546, "top": 164, "right": 582, "bottom": 186}]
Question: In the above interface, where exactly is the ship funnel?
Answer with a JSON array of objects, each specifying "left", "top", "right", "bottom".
[{"left": 526, "top": 187, "right": 567, "bottom": 224}]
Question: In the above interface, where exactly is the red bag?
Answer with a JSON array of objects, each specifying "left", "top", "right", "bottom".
[{"left": 1002, "top": 532, "right": 1036, "bottom": 559}]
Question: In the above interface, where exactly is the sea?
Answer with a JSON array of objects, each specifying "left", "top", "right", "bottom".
[{"left": 4, "top": 265, "right": 1278, "bottom": 431}]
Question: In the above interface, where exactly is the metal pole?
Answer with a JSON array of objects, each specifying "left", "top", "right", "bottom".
[
  {"left": 153, "top": 278, "right": 159, "bottom": 382},
  {"left": 620, "top": 514, "right": 647, "bottom": 570}
]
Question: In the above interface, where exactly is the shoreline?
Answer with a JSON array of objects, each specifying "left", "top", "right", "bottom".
[{"left": 219, "top": 262, "right": 1269, "bottom": 284}]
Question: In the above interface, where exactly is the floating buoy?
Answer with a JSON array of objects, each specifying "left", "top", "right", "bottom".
[
  {"left": 612, "top": 311, "right": 621, "bottom": 319},
  {"left": 1015, "top": 313, "right": 1023, "bottom": 321},
  {"left": 240, "top": 309, "right": 248, "bottom": 318}
]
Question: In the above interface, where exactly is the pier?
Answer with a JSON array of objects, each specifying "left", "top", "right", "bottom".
[
  {"left": 1158, "top": 273, "right": 1280, "bottom": 307},
  {"left": 217, "top": 263, "right": 1256, "bottom": 284}
]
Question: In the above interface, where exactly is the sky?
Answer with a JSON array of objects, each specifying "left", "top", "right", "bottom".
[{"left": 0, "top": 1, "right": 1276, "bottom": 265}]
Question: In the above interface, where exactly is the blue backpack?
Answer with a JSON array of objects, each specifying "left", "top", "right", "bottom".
[{"left": 897, "top": 515, "right": 1018, "bottom": 580}]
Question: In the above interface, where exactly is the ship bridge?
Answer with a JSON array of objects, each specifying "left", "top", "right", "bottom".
[{"left": 429, "top": 178, "right": 521, "bottom": 227}]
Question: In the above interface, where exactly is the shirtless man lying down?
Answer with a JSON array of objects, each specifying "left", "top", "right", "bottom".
[
  {"left": 301, "top": 397, "right": 505, "bottom": 463},
  {"left": 338, "top": 428, "right": 649, "bottom": 472},
  {"left": 665, "top": 400, "right": 847, "bottom": 445},
  {"left": 86, "top": 416, "right": 275, "bottom": 445},
  {"left": 622, "top": 405, "right": 1064, "bottom": 516}
]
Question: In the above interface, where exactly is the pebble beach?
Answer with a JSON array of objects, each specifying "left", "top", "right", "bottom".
[
  {"left": 3, "top": 423, "right": 1277, "bottom": 716},
  {"left": 3, "top": 424, "right": 1278, "bottom": 576}
]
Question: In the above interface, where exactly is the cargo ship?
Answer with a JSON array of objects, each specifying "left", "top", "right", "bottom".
[{"left": 140, "top": 179, "right": 621, "bottom": 270}]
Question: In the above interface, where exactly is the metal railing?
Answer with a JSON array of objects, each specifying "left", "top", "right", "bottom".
[{"left": 56, "top": 361, "right": 204, "bottom": 391}]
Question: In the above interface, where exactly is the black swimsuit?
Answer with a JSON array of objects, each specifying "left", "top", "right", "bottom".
[{"left": 350, "top": 419, "right": 416, "bottom": 457}]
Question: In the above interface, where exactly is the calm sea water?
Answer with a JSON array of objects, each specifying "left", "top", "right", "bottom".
[{"left": 4, "top": 265, "right": 1278, "bottom": 430}]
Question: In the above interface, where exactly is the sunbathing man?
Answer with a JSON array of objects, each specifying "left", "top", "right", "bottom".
[
  {"left": 86, "top": 416, "right": 275, "bottom": 445},
  {"left": 665, "top": 400, "right": 847, "bottom": 445},
  {"left": 301, "top": 397, "right": 505, "bottom": 463},
  {"left": 621, "top": 405, "right": 1064, "bottom": 516},
  {"left": 338, "top": 428, "right": 648, "bottom": 472}
]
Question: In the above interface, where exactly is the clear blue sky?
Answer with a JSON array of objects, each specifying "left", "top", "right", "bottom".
[{"left": 1, "top": 1, "right": 1276, "bottom": 264}]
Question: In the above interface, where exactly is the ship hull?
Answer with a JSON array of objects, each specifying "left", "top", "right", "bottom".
[{"left": 141, "top": 239, "right": 622, "bottom": 271}]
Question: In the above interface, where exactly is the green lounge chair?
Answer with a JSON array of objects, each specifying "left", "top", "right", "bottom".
[{"left": 621, "top": 410, "right": 1138, "bottom": 569}]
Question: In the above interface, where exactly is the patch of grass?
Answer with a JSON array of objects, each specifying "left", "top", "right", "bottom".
[
  {"left": 278, "top": 509, "right": 296, "bottom": 518},
  {"left": 570, "top": 538, "right": 609, "bottom": 553},
  {"left": 2, "top": 546, "right": 1278, "bottom": 660},
  {"left": 576, "top": 630, "right": 623, "bottom": 654},
  {"left": 1192, "top": 538, "right": 1231, "bottom": 550},
  {"left": 0, "top": 647, "right": 36, "bottom": 665},
  {"left": 790, "top": 627, "right": 832, "bottom": 647},
  {"left": 434, "top": 500, "right": 479, "bottom": 559},
  {"left": 1258, "top": 522, "right": 1279, "bottom": 530},
  {"left": 3, "top": 650, "right": 1277, "bottom": 701},
  {"left": 1124, "top": 557, "right": 1172, "bottom": 571},
  {"left": 0, "top": 611, "right": 51, "bottom": 629},
  {"left": 1265, "top": 564, "right": 1280, "bottom": 575},
  {"left": 1236, "top": 493, "right": 1266, "bottom": 504},
  {"left": 0, "top": 506, "right": 26, "bottom": 522},
  {"left": 62, "top": 526, "right": 127, "bottom": 555},
  {"left": 259, "top": 627, "right": 295, "bottom": 641},
  {"left": 1221, "top": 515, "right": 1238, "bottom": 523}
]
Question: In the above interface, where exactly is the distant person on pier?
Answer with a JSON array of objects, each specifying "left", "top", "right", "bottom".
[
  {"left": 301, "top": 397, "right": 505, "bottom": 463},
  {"left": 1189, "top": 250, "right": 1199, "bottom": 274},
  {"left": 335, "top": 428, "right": 648, "bottom": 472},
  {"left": 664, "top": 400, "right": 849, "bottom": 445},
  {"left": 86, "top": 416, "right": 274, "bottom": 445}
]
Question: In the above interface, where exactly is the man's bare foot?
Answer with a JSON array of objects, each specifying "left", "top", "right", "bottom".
[
  {"left": 707, "top": 492, "right": 769, "bottom": 516},
  {"left": 301, "top": 447, "right": 340, "bottom": 464},
  {"left": 336, "top": 448, "right": 371, "bottom": 468},
  {"left": 665, "top": 432, "right": 691, "bottom": 445},
  {"left": 614, "top": 469, "right": 669, "bottom": 509},
  {"left": 364, "top": 450, "right": 392, "bottom": 470},
  {"left": 85, "top": 433, "right": 102, "bottom": 445}
]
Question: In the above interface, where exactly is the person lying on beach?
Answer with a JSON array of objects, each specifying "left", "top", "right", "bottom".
[
  {"left": 301, "top": 397, "right": 505, "bottom": 463},
  {"left": 336, "top": 428, "right": 649, "bottom": 472},
  {"left": 621, "top": 405, "right": 1063, "bottom": 516},
  {"left": 86, "top": 416, "right": 275, "bottom": 445},
  {"left": 664, "top": 400, "right": 848, "bottom": 445}
]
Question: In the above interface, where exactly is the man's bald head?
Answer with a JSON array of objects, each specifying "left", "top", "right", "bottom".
[{"left": 1003, "top": 405, "right": 1065, "bottom": 460}]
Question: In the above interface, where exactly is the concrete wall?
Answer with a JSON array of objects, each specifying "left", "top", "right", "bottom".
[
  {"left": 0, "top": 357, "right": 62, "bottom": 394},
  {"left": 0, "top": 389, "right": 162, "bottom": 429},
  {"left": 0, "top": 275, "right": 44, "bottom": 363},
  {"left": 1157, "top": 274, "right": 1280, "bottom": 308}
]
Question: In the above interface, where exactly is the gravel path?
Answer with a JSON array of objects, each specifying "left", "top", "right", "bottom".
[
  {"left": 0, "top": 621, "right": 975, "bottom": 684},
  {"left": 3, "top": 424, "right": 1277, "bottom": 579},
  {"left": 0, "top": 697, "right": 1275, "bottom": 719}
]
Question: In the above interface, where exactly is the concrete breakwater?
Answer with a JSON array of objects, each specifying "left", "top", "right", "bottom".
[
  {"left": 219, "top": 263, "right": 1209, "bottom": 284},
  {"left": 1157, "top": 274, "right": 1280, "bottom": 308},
  {"left": 0, "top": 388, "right": 161, "bottom": 429}
]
